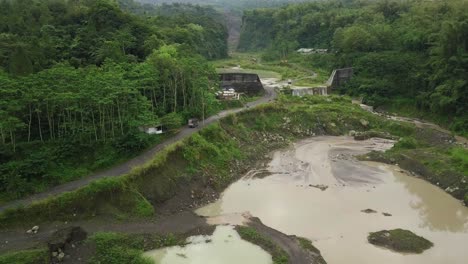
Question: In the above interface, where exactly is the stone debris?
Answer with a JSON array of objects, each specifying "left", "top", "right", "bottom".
[
  {"left": 26, "top": 225, "right": 39, "bottom": 234},
  {"left": 48, "top": 226, "right": 87, "bottom": 264},
  {"left": 361, "top": 209, "right": 377, "bottom": 214},
  {"left": 309, "top": 184, "right": 329, "bottom": 191},
  {"left": 360, "top": 119, "right": 369, "bottom": 127}
]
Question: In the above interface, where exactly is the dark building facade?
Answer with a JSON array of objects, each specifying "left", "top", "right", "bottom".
[
  {"left": 219, "top": 73, "right": 264, "bottom": 95},
  {"left": 326, "top": 68, "right": 353, "bottom": 93}
]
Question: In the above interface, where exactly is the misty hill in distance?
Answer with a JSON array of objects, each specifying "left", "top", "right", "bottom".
[
  {"left": 137, "top": 0, "right": 315, "bottom": 10},
  {"left": 132, "top": 0, "right": 317, "bottom": 50}
]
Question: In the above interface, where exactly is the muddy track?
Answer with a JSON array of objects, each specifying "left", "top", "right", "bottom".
[
  {"left": 247, "top": 217, "right": 324, "bottom": 264},
  {"left": 0, "top": 84, "right": 277, "bottom": 213}
]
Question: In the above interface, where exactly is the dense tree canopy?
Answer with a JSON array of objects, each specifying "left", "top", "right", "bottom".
[
  {"left": 0, "top": 0, "right": 227, "bottom": 199},
  {"left": 239, "top": 0, "right": 468, "bottom": 134}
]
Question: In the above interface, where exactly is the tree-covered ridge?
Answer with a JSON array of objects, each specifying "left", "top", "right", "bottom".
[
  {"left": 239, "top": 0, "right": 468, "bottom": 135},
  {"left": 0, "top": 0, "right": 228, "bottom": 75},
  {"left": 138, "top": 0, "right": 316, "bottom": 10},
  {"left": 0, "top": 0, "right": 227, "bottom": 200}
]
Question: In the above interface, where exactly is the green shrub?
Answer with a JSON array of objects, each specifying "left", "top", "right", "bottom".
[
  {"left": 0, "top": 249, "right": 48, "bottom": 264},
  {"left": 90, "top": 233, "right": 152, "bottom": 264},
  {"left": 394, "top": 137, "right": 419, "bottom": 149},
  {"left": 89, "top": 232, "right": 182, "bottom": 264},
  {"left": 450, "top": 147, "right": 468, "bottom": 176},
  {"left": 368, "top": 229, "right": 433, "bottom": 254}
]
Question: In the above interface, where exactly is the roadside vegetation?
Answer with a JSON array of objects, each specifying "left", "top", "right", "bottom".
[{"left": 238, "top": 0, "right": 468, "bottom": 136}]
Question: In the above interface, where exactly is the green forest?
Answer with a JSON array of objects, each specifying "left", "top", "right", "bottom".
[
  {"left": 239, "top": 0, "right": 468, "bottom": 135},
  {"left": 0, "top": 0, "right": 228, "bottom": 201}
]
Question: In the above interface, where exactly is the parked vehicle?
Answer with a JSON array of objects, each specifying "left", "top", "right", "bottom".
[{"left": 188, "top": 118, "right": 199, "bottom": 128}]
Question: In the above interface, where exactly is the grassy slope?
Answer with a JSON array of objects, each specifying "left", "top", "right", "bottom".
[
  {"left": 362, "top": 127, "right": 468, "bottom": 204},
  {"left": 0, "top": 249, "right": 49, "bottom": 264},
  {"left": 88, "top": 232, "right": 184, "bottom": 264},
  {"left": 376, "top": 97, "right": 468, "bottom": 138},
  {"left": 214, "top": 52, "right": 329, "bottom": 86},
  {"left": 0, "top": 131, "right": 172, "bottom": 205},
  {"left": 236, "top": 226, "right": 289, "bottom": 264}
]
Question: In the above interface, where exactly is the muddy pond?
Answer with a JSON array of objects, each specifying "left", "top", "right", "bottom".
[
  {"left": 145, "top": 136, "right": 468, "bottom": 264},
  {"left": 195, "top": 136, "right": 468, "bottom": 264}
]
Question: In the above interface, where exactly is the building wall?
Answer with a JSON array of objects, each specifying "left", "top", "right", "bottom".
[
  {"left": 292, "top": 87, "right": 328, "bottom": 96},
  {"left": 219, "top": 73, "right": 264, "bottom": 95},
  {"left": 326, "top": 68, "right": 353, "bottom": 92}
]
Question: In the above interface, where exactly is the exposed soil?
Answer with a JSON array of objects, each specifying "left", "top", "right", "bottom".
[{"left": 243, "top": 217, "right": 327, "bottom": 264}]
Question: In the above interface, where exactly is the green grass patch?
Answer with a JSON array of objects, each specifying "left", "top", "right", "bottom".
[
  {"left": 450, "top": 147, "right": 468, "bottom": 176},
  {"left": 0, "top": 248, "right": 49, "bottom": 264},
  {"left": 368, "top": 229, "right": 433, "bottom": 254},
  {"left": 0, "top": 176, "right": 154, "bottom": 228},
  {"left": 89, "top": 232, "right": 182, "bottom": 264},
  {"left": 213, "top": 52, "right": 329, "bottom": 82}
]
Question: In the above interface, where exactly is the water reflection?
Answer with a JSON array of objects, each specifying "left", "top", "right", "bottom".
[{"left": 392, "top": 169, "right": 468, "bottom": 232}]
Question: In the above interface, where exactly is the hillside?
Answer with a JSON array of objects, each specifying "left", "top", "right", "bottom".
[{"left": 238, "top": 0, "right": 468, "bottom": 135}]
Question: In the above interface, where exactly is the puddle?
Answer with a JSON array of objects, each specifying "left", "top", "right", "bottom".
[
  {"left": 197, "top": 136, "right": 468, "bottom": 264},
  {"left": 144, "top": 225, "right": 272, "bottom": 264}
]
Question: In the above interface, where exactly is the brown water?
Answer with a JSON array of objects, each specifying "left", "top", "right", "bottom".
[
  {"left": 144, "top": 225, "right": 272, "bottom": 264},
  {"left": 197, "top": 136, "right": 468, "bottom": 264}
]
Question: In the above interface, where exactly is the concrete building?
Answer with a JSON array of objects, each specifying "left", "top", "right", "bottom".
[
  {"left": 139, "top": 125, "right": 165, "bottom": 135},
  {"left": 291, "top": 86, "right": 328, "bottom": 96},
  {"left": 219, "top": 73, "right": 264, "bottom": 95},
  {"left": 216, "top": 88, "right": 240, "bottom": 100},
  {"left": 326, "top": 68, "right": 353, "bottom": 92},
  {"left": 297, "top": 48, "right": 328, "bottom": 55}
]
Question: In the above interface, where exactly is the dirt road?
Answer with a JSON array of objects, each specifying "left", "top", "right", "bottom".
[{"left": 0, "top": 82, "right": 277, "bottom": 213}]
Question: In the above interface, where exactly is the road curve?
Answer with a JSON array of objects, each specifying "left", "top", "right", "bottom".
[{"left": 0, "top": 81, "right": 277, "bottom": 213}]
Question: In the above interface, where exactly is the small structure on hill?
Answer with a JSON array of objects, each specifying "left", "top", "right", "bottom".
[
  {"left": 139, "top": 124, "right": 165, "bottom": 135},
  {"left": 216, "top": 88, "right": 240, "bottom": 100},
  {"left": 297, "top": 48, "right": 328, "bottom": 55},
  {"left": 291, "top": 86, "right": 328, "bottom": 96},
  {"left": 219, "top": 73, "right": 264, "bottom": 95},
  {"left": 326, "top": 67, "right": 353, "bottom": 92}
]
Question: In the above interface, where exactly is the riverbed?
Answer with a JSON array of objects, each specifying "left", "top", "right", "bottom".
[{"left": 196, "top": 136, "right": 468, "bottom": 264}]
